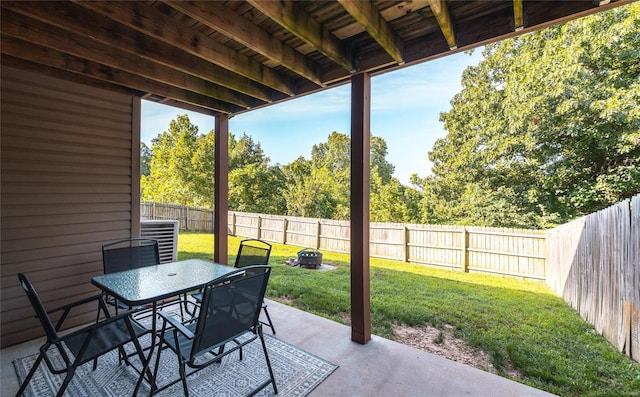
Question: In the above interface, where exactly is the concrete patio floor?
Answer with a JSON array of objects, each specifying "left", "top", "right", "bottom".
[{"left": 2, "top": 299, "right": 555, "bottom": 397}]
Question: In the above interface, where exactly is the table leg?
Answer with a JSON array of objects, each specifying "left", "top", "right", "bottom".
[{"left": 133, "top": 301, "right": 158, "bottom": 395}]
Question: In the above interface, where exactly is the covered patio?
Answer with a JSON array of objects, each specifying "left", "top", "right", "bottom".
[{"left": 0, "top": 1, "right": 631, "bottom": 395}]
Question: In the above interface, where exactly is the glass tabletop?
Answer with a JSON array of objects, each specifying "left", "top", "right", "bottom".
[{"left": 92, "top": 259, "right": 234, "bottom": 306}]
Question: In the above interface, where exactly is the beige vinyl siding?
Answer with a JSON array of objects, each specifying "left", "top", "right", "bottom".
[{"left": 1, "top": 66, "right": 138, "bottom": 347}]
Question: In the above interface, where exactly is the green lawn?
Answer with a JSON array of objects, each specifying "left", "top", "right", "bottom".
[{"left": 179, "top": 233, "right": 640, "bottom": 397}]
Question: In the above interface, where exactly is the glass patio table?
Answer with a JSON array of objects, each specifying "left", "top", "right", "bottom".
[{"left": 91, "top": 259, "right": 235, "bottom": 393}]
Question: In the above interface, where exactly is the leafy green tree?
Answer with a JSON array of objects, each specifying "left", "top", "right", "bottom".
[
  {"left": 227, "top": 132, "right": 286, "bottom": 213},
  {"left": 285, "top": 131, "right": 422, "bottom": 221},
  {"left": 427, "top": 3, "right": 640, "bottom": 228},
  {"left": 140, "top": 142, "right": 152, "bottom": 177},
  {"left": 143, "top": 118, "right": 287, "bottom": 212},
  {"left": 189, "top": 131, "right": 216, "bottom": 207},
  {"left": 141, "top": 114, "right": 199, "bottom": 205},
  {"left": 283, "top": 168, "right": 339, "bottom": 218}
]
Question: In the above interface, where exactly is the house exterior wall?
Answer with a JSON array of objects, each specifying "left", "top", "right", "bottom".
[{"left": 0, "top": 66, "right": 139, "bottom": 347}]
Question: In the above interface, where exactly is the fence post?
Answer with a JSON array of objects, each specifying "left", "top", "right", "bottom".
[
  {"left": 463, "top": 227, "right": 470, "bottom": 273},
  {"left": 231, "top": 212, "right": 236, "bottom": 236},
  {"left": 152, "top": 202, "right": 156, "bottom": 220},
  {"left": 257, "top": 216, "right": 262, "bottom": 239},
  {"left": 316, "top": 221, "right": 322, "bottom": 249},
  {"left": 186, "top": 207, "right": 190, "bottom": 232},
  {"left": 403, "top": 226, "right": 409, "bottom": 262},
  {"left": 282, "top": 218, "right": 288, "bottom": 244}
]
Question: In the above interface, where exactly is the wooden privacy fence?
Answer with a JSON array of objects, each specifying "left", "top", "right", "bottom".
[
  {"left": 141, "top": 202, "right": 213, "bottom": 232},
  {"left": 546, "top": 194, "right": 640, "bottom": 363},
  {"left": 141, "top": 202, "right": 546, "bottom": 281}
]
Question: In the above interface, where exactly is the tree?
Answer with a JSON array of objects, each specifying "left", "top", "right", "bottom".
[
  {"left": 142, "top": 118, "right": 288, "bottom": 213},
  {"left": 140, "top": 142, "right": 152, "bottom": 177},
  {"left": 427, "top": 3, "right": 640, "bottom": 228},
  {"left": 141, "top": 114, "right": 199, "bottom": 205},
  {"left": 284, "top": 131, "right": 422, "bottom": 221}
]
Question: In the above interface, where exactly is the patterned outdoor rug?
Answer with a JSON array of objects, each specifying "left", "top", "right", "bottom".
[{"left": 13, "top": 334, "right": 337, "bottom": 397}]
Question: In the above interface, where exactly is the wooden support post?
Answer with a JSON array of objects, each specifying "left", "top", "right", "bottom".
[
  {"left": 132, "top": 96, "right": 141, "bottom": 238},
  {"left": 257, "top": 216, "right": 262, "bottom": 239},
  {"left": 350, "top": 72, "right": 371, "bottom": 345},
  {"left": 317, "top": 221, "right": 322, "bottom": 249},
  {"left": 214, "top": 114, "right": 229, "bottom": 265}
]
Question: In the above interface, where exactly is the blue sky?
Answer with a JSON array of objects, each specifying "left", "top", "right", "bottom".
[{"left": 141, "top": 50, "right": 483, "bottom": 185}]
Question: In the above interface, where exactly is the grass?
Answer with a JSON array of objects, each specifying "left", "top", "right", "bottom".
[{"left": 179, "top": 233, "right": 640, "bottom": 397}]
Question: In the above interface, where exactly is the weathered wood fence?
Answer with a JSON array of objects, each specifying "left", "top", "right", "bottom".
[
  {"left": 141, "top": 202, "right": 214, "bottom": 231},
  {"left": 546, "top": 194, "right": 640, "bottom": 363},
  {"left": 141, "top": 202, "right": 546, "bottom": 280}
]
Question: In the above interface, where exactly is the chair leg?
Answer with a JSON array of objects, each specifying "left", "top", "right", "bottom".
[
  {"left": 132, "top": 336, "right": 155, "bottom": 396},
  {"left": 56, "top": 367, "right": 76, "bottom": 397},
  {"left": 262, "top": 305, "right": 276, "bottom": 335},
  {"left": 16, "top": 353, "right": 44, "bottom": 396},
  {"left": 258, "top": 326, "right": 278, "bottom": 395},
  {"left": 179, "top": 361, "right": 189, "bottom": 397}
]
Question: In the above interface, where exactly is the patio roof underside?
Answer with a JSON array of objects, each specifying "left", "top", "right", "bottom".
[{"left": 1, "top": 0, "right": 630, "bottom": 117}]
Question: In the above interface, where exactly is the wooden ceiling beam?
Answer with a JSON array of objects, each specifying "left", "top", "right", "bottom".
[
  {"left": 165, "top": 0, "right": 323, "bottom": 87},
  {"left": 1, "top": 36, "right": 242, "bottom": 114},
  {"left": 513, "top": 0, "right": 524, "bottom": 31},
  {"left": 246, "top": 0, "right": 355, "bottom": 72},
  {"left": 2, "top": 2, "right": 274, "bottom": 104},
  {"left": 0, "top": 9, "right": 256, "bottom": 110},
  {"left": 73, "top": 1, "right": 295, "bottom": 96},
  {"left": 427, "top": 0, "right": 458, "bottom": 50},
  {"left": 337, "top": 0, "right": 404, "bottom": 65}
]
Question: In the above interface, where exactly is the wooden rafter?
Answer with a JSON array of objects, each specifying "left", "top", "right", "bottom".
[
  {"left": 338, "top": 0, "right": 404, "bottom": 65},
  {"left": 0, "top": 0, "right": 626, "bottom": 117},
  {"left": 74, "top": 1, "right": 296, "bottom": 96},
  {"left": 165, "top": 0, "right": 323, "bottom": 87},
  {"left": 0, "top": 10, "right": 253, "bottom": 110},
  {"left": 513, "top": 0, "right": 524, "bottom": 31},
  {"left": 246, "top": 0, "right": 355, "bottom": 73},
  {"left": 2, "top": 2, "right": 274, "bottom": 104},
  {"left": 1, "top": 36, "right": 242, "bottom": 114},
  {"left": 428, "top": 0, "right": 457, "bottom": 50}
]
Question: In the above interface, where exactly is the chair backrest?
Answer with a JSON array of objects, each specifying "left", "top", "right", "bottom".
[
  {"left": 102, "top": 238, "right": 160, "bottom": 274},
  {"left": 17, "top": 273, "right": 58, "bottom": 342},
  {"left": 234, "top": 239, "right": 272, "bottom": 268},
  {"left": 191, "top": 265, "right": 271, "bottom": 359}
]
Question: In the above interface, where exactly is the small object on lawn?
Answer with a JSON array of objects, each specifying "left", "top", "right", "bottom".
[
  {"left": 297, "top": 248, "right": 323, "bottom": 269},
  {"left": 284, "top": 257, "right": 299, "bottom": 267}
]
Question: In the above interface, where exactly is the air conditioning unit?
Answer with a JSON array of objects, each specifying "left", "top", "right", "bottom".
[{"left": 141, "top": 220, "right": 179, "bottom": 263}]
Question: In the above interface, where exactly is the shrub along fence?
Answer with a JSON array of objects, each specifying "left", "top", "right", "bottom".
[{"left": 546, "top": 194, "right": 639, "bottom": 363}]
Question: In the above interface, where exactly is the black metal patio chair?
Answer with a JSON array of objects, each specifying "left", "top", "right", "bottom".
[
  {"left": 151, "top": 265, "right": 278, "bottom": 397},
  {"left": 190, "top": 239, "right": 276, "bottom": 334},
  {"left": 102, "top": 238, "right": 187, "bottom": 318},
  {"left": 15, "top": 273, "right": 150, "bottom": 397}
]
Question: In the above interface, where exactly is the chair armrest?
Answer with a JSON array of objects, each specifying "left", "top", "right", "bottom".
[
  {"left": 47, "top": 293, "right": 110, "bottom": 332},
  {"left": 57, "top": 307, "right": 146, "bottom": 344},
  {"left": 158, "top": 311, "right": 194, "bottom": 339},
  {"left": 47, "top": 293, "right": 105, "bottom": 315}
]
